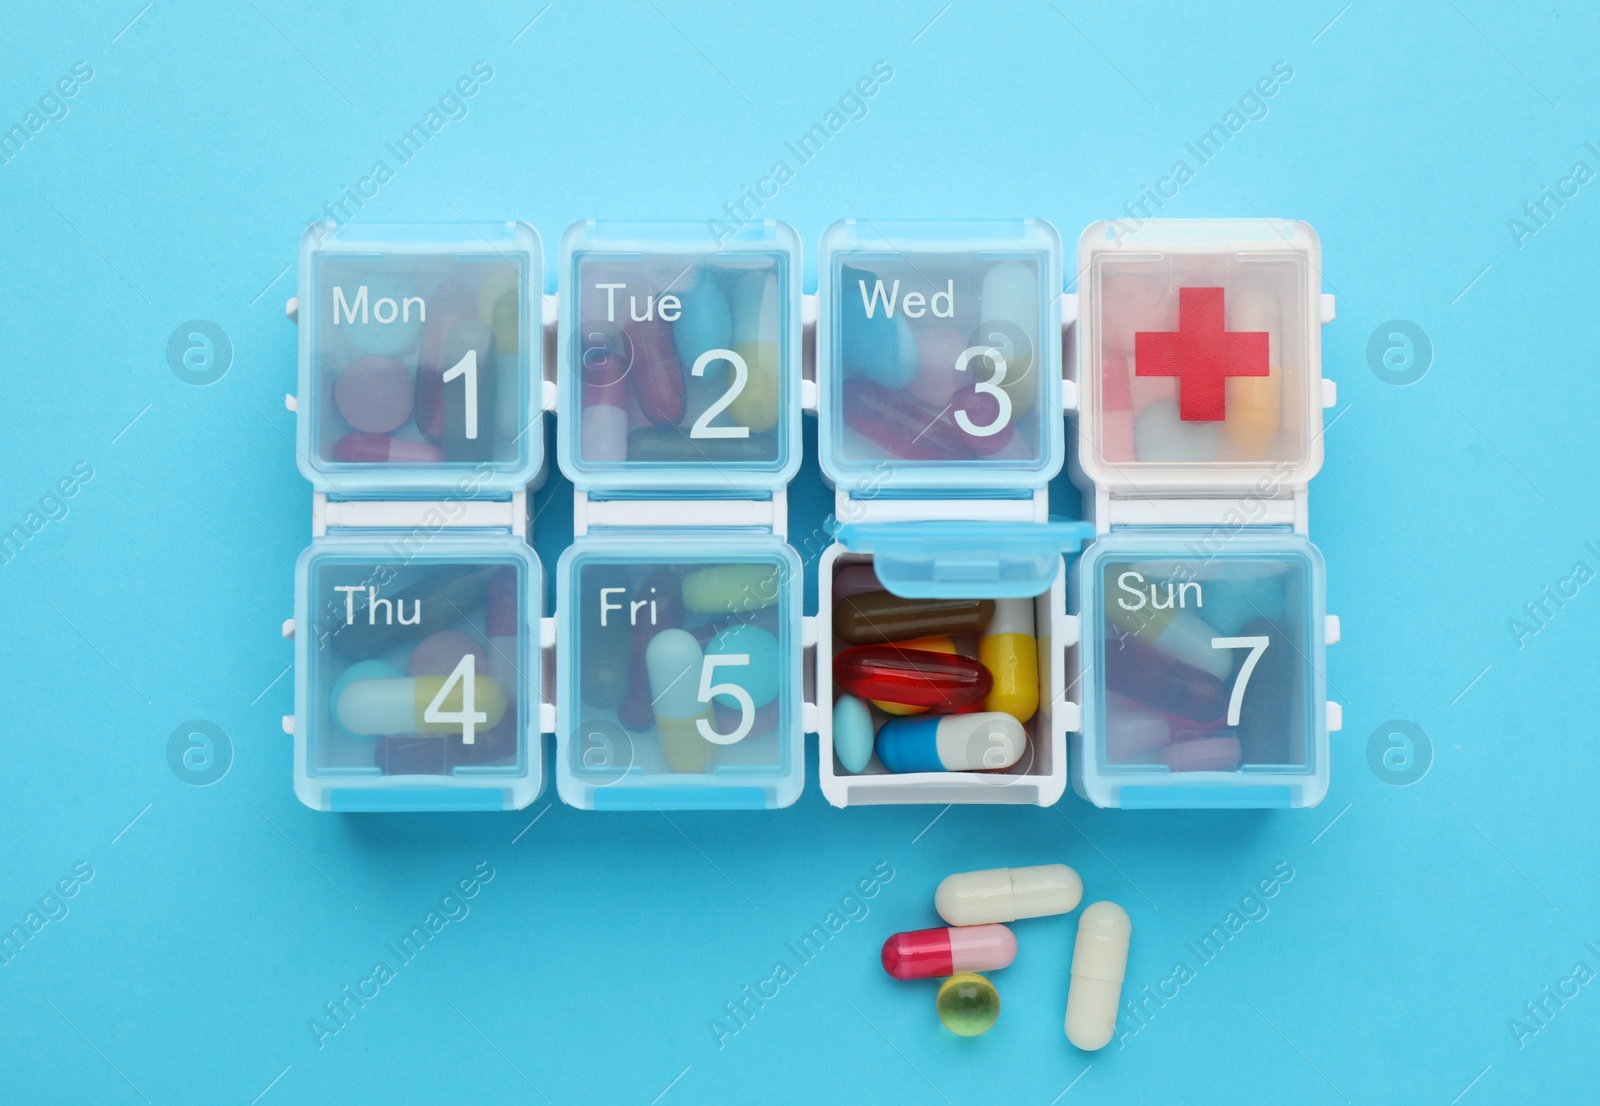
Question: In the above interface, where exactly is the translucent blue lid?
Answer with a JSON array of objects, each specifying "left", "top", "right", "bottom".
[
  {"left": 818, "top": 220, "right": 1064, "bottom": 496},
  {"left": 557, "top": 221, "right": 802, "bottom": 495},
  {"left": 295, "top": 222, "right": 544, "bottom": 497},
  {"left": 836, "top": 520, "right": 1095, "bottom": 598}
]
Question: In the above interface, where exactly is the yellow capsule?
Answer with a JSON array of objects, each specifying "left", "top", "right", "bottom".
[
  {"left": 1225, "top": 286, "right": 1281, "bottom": 460},
  {"left": 871, "top": 636, "right": 957, "bottom": 716},
  {"left": 979, "top": 598, "right": 1038, "bottom": 723},
  {"left": 728, "top": 270, "right": 782, "bottom": 432}
]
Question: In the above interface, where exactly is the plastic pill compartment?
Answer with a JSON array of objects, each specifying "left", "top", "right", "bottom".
[
  {"left": 813, "top": 219, "right": 1096, "bottom": 808},
  {"left": 1068, "top": 219, "right": 1341, "bottom": 808},
  {"left": 287, "top": 223, "right": 546, "bottom": 812},
  {"left": 554, "top": 221, "right": 806, "bottom": 811}
]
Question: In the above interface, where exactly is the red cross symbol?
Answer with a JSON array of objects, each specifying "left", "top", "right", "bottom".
[{"left": 1134, "top": 287, "right": 1269, "bottom": 422}]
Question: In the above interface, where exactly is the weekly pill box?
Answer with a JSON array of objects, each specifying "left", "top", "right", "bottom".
[
  {"left": 294, "top": 221, "right": 544, "bottom": 496},
  {"left": 1067, "top": 218, "right": 1340, "bottom": 808},
  {"left": 816, "top": 219, "right": 1063, "bottom": 494},
  {"left": 556, "top": 221, "right": 802, "bottom": 493},
  {"left": 291, "top": 537, "right": 542, "bottom": 811}
]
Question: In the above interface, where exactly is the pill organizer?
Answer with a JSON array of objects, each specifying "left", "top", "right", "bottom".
[
  {"left": 813, "top": 219, "right": 1095, "bottom": 807},
  {"left": 1067, "top": 218, "right": 1341, "bottom": 808},
  {"left": 553, "top": 221, "right": 805, "bottom": 810},
  {"left": 284, "top": 222, "right": 547, "bottom": 811}
]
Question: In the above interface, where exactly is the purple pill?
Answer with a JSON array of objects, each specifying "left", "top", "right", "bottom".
[{"left": 335, "top": 355, "right": 413, "bottom": 434}]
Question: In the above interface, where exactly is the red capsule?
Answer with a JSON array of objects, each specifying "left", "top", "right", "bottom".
[
  {"left": 842, "top": 378, "right": 974, "bottom": 461},
  {"left": 623, "top": 318, "right": 685, "bottom": 426},
  {"left": 881, "top": 924, "right": 1017, "bottom": 980},
  {"left": 834, "top": 644, "right": 992, "bottom": 710}
]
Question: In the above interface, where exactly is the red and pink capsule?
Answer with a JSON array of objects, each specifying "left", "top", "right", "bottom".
[{"left": 880, "top": 924, "right": 1018, "bottom": 981}]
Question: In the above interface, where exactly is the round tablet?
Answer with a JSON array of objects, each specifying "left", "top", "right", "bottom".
[
  {"left": 406, "top": 630, "right": 488, "bottom": 677},
  {"left": 1161, "top": 735, "right": 1242, "bottom": 773},
  {"left": 936, "top": 973, "right": 1000, "bottom": 1037},
  {"left": 335, "top": 356, "right": 413, "bottom": 434}
]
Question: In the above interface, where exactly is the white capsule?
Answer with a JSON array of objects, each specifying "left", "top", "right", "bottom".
[
  {"left": 935, "top": 864, "right": 1082, "bottom": 927},
  {"left": 1065, "top": 901, "right": 1131, "bottom": 1051}
]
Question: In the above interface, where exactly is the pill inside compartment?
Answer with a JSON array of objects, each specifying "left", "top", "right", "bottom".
[
  {"left": 824, "top": 553, "right": 1058, "bottom": 795},
  {"left": 563, "top": 550, "right": 798, "bottom": 794},
  {"left": 307, "top": 555, "right": 530, "bottom": 780},
  {"left": 310, "top": 249, "right": 530, "bottom": 472},
  {"left": 830, "top": 249, "right": 1051, "bottom": 473},
  {"left": 567, "top": 250, "right": 790, "bottom": 473},
  {"left": 1088, "top": 247, "right": 1311, "bottom": 471},
  {"left": 1096, "top": 554, "right": 1313, "bottom": 775}
]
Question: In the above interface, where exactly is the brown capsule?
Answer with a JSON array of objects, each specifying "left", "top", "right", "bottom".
[{"left": 833, "top": 591, "right": 994, "bottom": 646}]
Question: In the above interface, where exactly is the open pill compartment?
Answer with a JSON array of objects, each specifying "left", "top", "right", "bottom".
[
  {"left": 294, "top": 222, "right": 544, "bottom": 496},
  {"left": 553, "top": 220, "right": 806, "bottom": 811},
  {"left": 1068, "top": 218, "right": 1340, "bottom": 808}
]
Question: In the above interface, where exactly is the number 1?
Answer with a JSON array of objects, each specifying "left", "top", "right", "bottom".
[{"left": 442, "top": 348, "right": 479, "bottom": 440}]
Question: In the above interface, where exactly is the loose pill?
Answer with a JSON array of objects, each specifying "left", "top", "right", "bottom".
[
  {"left": 476, "top": 265, "right": 520, "bottom": 353},
  {"left": 617, "top": 568, "right": 685, "bottom": 732},
  {"left": 681, "top": 563, "right": 780, "bottom": 615},
  {"left": 705, "top": 624, "right": 780, "bottom": 709},
  {"left": 624, "top": 318, "right": 686, "bottom": 427},
  {"left": 728, "top": 270, "right": 782, "bottom": 432},
  {"left": 935, "top": 864, "right": 1082, "bottom": 926},
  {"left": 834, "top": 645, "right": 991, "bottom": 710},
  {"left": 842, "top": 378, "right": 973, "bottom": 461},
  {"left": 334, "top": 355, "right": 413, "bottom": 434},
  {"left": 1104, "top": 635, "right": 1227, "bottom": 723},
  {"left": 329, "top": 660, "right": 402, "bottom": 738},
  {"left": 833, "top": 591, "right": 994, "bottom": 646},
  {"left": 840, "top": 264, "right": 918, "bottom": 389},
  {"left": 882, "top": 925, "right": 1017, "bottom": 981},
  {"left": 670, "top": 268, "right": 733, "bottom": 367},
  {"left": 336, "top": 674, "right": 508, "bottom": 736},
  {"left": 1224, "top": 286, "right": 1281, "bottom": 460},
  {"left": 875, "top": 712, "right": 1026, "bottom": 773},
  {"left": 978, "top": 260, "right": 1039, "bottom": 415},
  {"left": 1160, "top": 735, "right": 1242, "bottom": 772},
  {"left": 936, "top": 973, "right": 1000, "bottom": 1037},
  {"left": 907, "top": 325, "right": 972, "bottom": 408},
  {"left": 1103, "top": 696, "right": 1173, "bottom": 764},
  {"left": 646, "top": 628, "right": 716, "bottom": 773},
  {"left": 407, "top": 630, "right": 486, "bottom": 677},
  {"left": 1065, "top": 902, "right": 1131, "bottom": 1051},
  {"left": 979, "top": 598, "right": 1038, "bottom": 723},
  {"left": 332, "top": 432, "right": 444, "bottom": 464},
  {"left": 1108, "top": 573, "right": 1230, "bottom": 678},
  {"left": 831, "top": 562, "right": 882, "bottom": 602},
  {"left": 831, "top": 693, "right": 874, "bottom": 774},
  {"left": 871, "top": 636, "right": 955, "bottom": 716},
  {"left": 625, "top": 427, "right": 776, "bottom": 463}
]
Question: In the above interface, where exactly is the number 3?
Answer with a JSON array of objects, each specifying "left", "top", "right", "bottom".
[
  {"left": 953, "top": 345, "right": 1011, "bottom": 437},
  {"left": 1210, "top": 635, "right": 1269, "bottom": 727},
  {"left": 696, "top": 653, "right": 753, "bottom": 744}
]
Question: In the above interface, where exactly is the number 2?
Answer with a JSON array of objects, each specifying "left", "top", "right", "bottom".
[
  {"left": 442, "top": 348, "right": 479, "bottom": 440},
  {"left": 696, "top": 653, "right": 753, "bottom": 744},
  {"left": 953, "top": 345, "right": 1011, "bottom": 438},
  {"left": 1210, "top": 635, "right": 1269, "bottom": 727},
  {"left": 423, "top": 654, "right": 487, "bottom": 745},
  {"left": 689, "top": 349, "right": 750, "bottom": 439}
]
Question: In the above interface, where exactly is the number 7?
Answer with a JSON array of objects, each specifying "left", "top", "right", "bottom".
[{"left": 1210, "top": 635, "right": 1269, "bottom": 727}]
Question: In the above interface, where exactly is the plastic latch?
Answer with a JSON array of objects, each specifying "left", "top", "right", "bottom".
[
  {"left": 285, "top": 296, "right": 299, "bottom": 324},
  {"left": 836, "top": 520, "right": 1095, "bottom": 598},
  {"left": 1320, "top": 293, "right": 1336, "bottom": 324},
  {"left": 1326, "top": 702, "right": 1343, "bottom": 732},
  {"left": 1325, "top": 614, "right": 1341, "bottom": 645},
  {"left": 1321, "top": 379, "right": 1337, "bottom": 408}
]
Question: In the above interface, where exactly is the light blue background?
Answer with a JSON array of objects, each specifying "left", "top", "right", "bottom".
[{"left": 2, "top": 2, "right": 1596, "bottom": 1103}]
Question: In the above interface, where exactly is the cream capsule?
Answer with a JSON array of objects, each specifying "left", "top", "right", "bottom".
[
  {"left": 336, "top": 674, "right": 508, "bottom": 737},
  {"left": 1065, "top": 901, "right": 1131, "bottom": 1051},
  {"left": 935, "top": 864, "right": 1082, "bottom": 927}
]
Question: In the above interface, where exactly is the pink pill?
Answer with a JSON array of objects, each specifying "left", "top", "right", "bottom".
[
  {"left": 333, "top": 432, "right": 443, "bottom": 464},
  {"left": 907, "top": 326, "right": 972, "bottom": 407},
  {"left": 406, "top": 630, "right": 488, "bottom": 677},
  {"left": 1160, "top": 735, "right": 1242, "bottom": 773},
  {"left": 1104, "top": 695, "right": 1172, "bottom": 764},
  {"left": 335, "top": 356, "right": 413, "bottom": 434}
]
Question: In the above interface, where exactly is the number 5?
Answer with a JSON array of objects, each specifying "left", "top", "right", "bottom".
[
  {"left": 696, "top": 653, "right": 753, "bottom": 744},
  {"left": 1210, "top": 635, "right": 1269, "bottom": 727}
]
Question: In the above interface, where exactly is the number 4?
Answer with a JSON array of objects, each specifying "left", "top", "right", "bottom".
[
  {"left": 1210, "top": 635, "right": 1269, "bottom": 727},
  {"left": 423, "top": 654, "right": 487, "bottom": 745}
]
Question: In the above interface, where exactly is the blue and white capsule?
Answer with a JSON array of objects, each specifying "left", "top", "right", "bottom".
[{"left": 874, "top": 712, "right": 1027, "bottom": 773}]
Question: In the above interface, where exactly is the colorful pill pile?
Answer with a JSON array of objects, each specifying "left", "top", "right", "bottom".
[
  {"left": 315, "top": 257, "right": 525, "bottom": 468},
  {"left": 573, "top": 256, "right": 785, "bottom": 466},
  {"left": 831, "top": 565, "right": 1040, "bottom": 777},
  {"left": 318, "top": 562, "right": 523, "bottom": 776},
  {"left": 574, "top": 557, "right": 785, "bottom": 777},
  {"left": 1100, "top": 558, "right": 1304, "bottom": 772}
]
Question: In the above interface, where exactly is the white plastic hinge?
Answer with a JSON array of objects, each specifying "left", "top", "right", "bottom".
[
  {"left": 284, "top": 393, "right": 298, "bottom": 413},
  {"left": 540, "top": 615, "right": 557, "bottom": 650},
  {"left": 574, "top": 488, "right": 787, "bottom": 539},
  {"left": 1097, "top": 488, "right": 1307, "bottom": 535},
  {"left": 1061, "top": 379, "right": 1079, "bottom": 413},
  {"left": 1325, "top": 614, "right": 1341, "bottom": 645},
  {"left": 542, "top": 293, "right": 558, "bottom": 328},
  {"left": 1326, "top": 701, "right": 1343, "bottom": 732},
  {"left": 1320, "top": 293, "right": 1336, "bottom": 324},
  {"left": 801, "top": 615, "right": 819, "bottom": 649},
  {"left": 314, "top": 489, "right": 528, "bottom": 539},
  {"left": 1059, "top": 701, "right": 1082, "bottom": 732},
  {"left": 1060, "top": 613, "right": 1081, "bottom": 648},
  {"left": 800, "top": 378, "right": 818, "bottom": 412},
  {"left": 285, "top": 296, "right": 299, "bottom": 324},
  {"left": 281, "top": 618, "right": 295, "bottom": 639},
  {"left": 835, "top": 487, "right": 1048, "bottom": 526},
  {"left": 541, "top": 379, "right": 559, "bottom": 413},
  {"left": 281, "top": 715, "right": 294, "bottom": 735},
  {"left": 1321, "top": 379, "right": 1337, "bottom": 408},
  {"left": 1060, "top": 291, "right": 1078, "bottom": 329},
  {"left": 539, "top": 615, "right": 558, "bottom": 734},
  {"left": 540, "top": 702, "right": 557, "bottom": 734},
  {"left": 802, "top": 701, "right": 819, "bottom": 735},
  {"left": 801, "top": 292, "right": 818, "bottom": 327}
]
